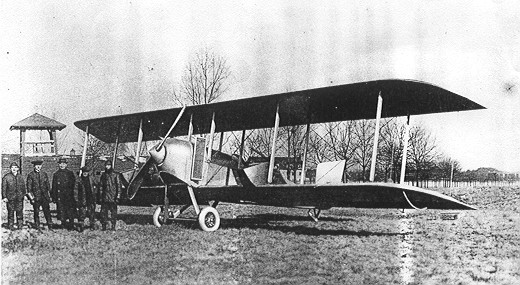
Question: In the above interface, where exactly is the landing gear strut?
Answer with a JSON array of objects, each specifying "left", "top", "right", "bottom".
[{"left": 152, "top": 204, "right": 191, "bottom": 227}]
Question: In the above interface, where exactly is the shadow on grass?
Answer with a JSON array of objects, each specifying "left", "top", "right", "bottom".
[
  {"left": 236, "top": 213, "right": 355, "bottom": 222},
  {"left": 116, "top": 212, "right": 354, "bottom": 226},
  {"left": 115, "top": 212, "right": 404, "bottom": 237},
  {"left": 222, "top": 216, "right": 405, "bottom": 237},
  {"left": 19, "top": 206, "right": 404, "bottom": 237},
  {"left": 117, "top": 213, "right": 154, "bottom": 225}
]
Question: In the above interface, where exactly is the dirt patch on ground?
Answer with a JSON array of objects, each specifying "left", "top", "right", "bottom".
[{"left": 2, "top": 186, "right": 519, "bottom": 284}]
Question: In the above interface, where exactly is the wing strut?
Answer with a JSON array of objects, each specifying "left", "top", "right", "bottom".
[
  {"left": 268, "top": 103, "right": 280, "bottom": 183},
  {"left": 134, "top": 118, "right": 143, "bottom": 169},
  {"left": 182, "top": 112, "right": 200, "bottom": 215},
  {"left": 300, "top": 123, "right": 310, "bottom": 184},
  {"left": 218, "top": 131, "right": 224, "bottom": 151},
  {"left": 80, "top": 125, "right": 89, "bottom": 174},
  {"left": 400, "top": 114, "right": 411, "bottom": 184},
  {"left": 369, "top": 92, "right": 383, "bottom": 182},
  {"left": 188, "top": 112, "right": 194, "bottom": 142},
  {"left": 112, "top": 121, "right": 121, "bottom": 167},
  {"left": 238, "top": 129, "right": 246, "bottom": 169},
  {"left": 203, "top": 112, "right": 216, "bottom": 184}
]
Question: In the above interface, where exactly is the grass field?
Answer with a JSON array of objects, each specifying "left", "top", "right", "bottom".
[{"left": 2, "top": 185, "right": 519, "bottom": 284}]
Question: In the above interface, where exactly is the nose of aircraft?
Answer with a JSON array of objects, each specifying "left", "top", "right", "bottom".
[{"left": 149, "top": 144, "right": 167, "bottom": 166}]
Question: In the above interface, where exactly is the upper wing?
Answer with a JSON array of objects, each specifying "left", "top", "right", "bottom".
[{"left": 74, "top": 79, "right": 485, "bottom": 143}]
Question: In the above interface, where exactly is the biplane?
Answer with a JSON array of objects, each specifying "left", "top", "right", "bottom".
[{"left": 74, "top": 79, "right": 484, "bottom": 231}]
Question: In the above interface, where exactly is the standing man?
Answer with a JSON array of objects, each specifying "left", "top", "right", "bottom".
[
  {"left": 26, "top": 160, "right": 54, "bottom": 229},
  {"left": 75, "top": 166, "right": 97, "bottom": 231},
  {"left": 52, "top": 158, "right": 76, "bottom": 230},
  {"left": 99, "top": 160, "right": 123, "bottom": 231},
  {"left": 2, "top": 162, "right": 26, "bottom": 230}
]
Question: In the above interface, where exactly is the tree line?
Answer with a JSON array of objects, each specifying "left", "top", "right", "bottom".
[{"left": 227, "top": 119, "right": 460, "bottom": 185}]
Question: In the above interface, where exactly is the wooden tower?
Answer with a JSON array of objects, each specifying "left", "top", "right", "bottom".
[{"left": 9, "top": 113, "right": 66, "bottom": 173}]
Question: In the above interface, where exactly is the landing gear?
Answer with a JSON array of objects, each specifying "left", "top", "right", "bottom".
[
  {"left": 198, "top": 207, "right": 220, "bottom": 232},
  {"left": 307, "top": 208, "right": 322, "bottom": 222},
  {"left": 153, "top": 182, "right": 222, "bottom": 231},
  {"left": 152, "top": 205, "right": 191, "bottom": 227},
  {"left": 152, "top": 203, "right": 221, "bottom": 231},
  {"left": 153, "top": 206, "right": 168, "bottom": 227}
]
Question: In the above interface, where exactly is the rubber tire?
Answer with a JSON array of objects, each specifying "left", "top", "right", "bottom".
[
  {"left": 152, "top": 206, "right": 165, "bottom": 227},
  {"left": 198, "top": 207, "right": 220, "bottom": 232}
]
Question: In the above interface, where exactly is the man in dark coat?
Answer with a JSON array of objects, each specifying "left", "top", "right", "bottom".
[
  {"left": 99, "top": 160, "right": 123, "bottom": 231},
  {"left": 52, "top": 158, "right": 76, "bottom": 230},
  {"left": 2, "top": 162, "right": 26, "bottom": 230},
  {"left": 26, "top": 160, "right": 54, "bottom": 229},
  {"left": 75, "top": 166, "right": 97, "bottom": 231}
]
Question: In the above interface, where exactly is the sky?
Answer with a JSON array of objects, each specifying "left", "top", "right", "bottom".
[{"left": 1, "top": 0, "right": 519, "bottom": 172}]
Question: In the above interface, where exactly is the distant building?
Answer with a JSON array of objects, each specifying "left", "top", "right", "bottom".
[
  {"left": 4, "top": 113, "right": 66, "bottom": 174},
  {"left": 248, "top": 156, "right": 317, "bottom": 183}
]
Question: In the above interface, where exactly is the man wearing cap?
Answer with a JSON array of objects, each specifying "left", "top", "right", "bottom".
[
  {"left": 26, "top": 160, "right": 54, "bottom": 229},
  {"left": 99, "top": 160, "right": 123, "bottom": 231},
  {"left": 75, "top": 166, "right": 97, "bottom": 231},
  {"left": 2, "top": 162, "right": 26, "bottom": 230},
  {"left": 52, "top": 158, "right": 76, "bottom": 230}
]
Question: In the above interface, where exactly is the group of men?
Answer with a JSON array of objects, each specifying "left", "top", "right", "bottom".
[{"left": 2, "top": 158, "right": 124, "bottom": 232}]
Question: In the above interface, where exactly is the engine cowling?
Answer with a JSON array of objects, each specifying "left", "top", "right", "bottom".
[{"left": 149, "top": 138, "right": 193, "bottom": 184}]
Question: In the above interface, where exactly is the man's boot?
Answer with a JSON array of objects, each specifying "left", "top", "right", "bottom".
[
  {"left": 17, "top": 220, "right": 23, "bottom": 230},
  {"left": 34, "top": 217, "right": 41, "bottom": 229},
  {"left": 102, "top": 224, "right": 107, "bottom": 231},
  {"left": 78, "top": 224, "right": 84, "bottom": 233}
]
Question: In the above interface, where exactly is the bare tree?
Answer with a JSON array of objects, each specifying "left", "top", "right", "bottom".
[
  {"left": 246, "top": 129, "right": 273, "bottom": 159},
  {"left": 308, "top": 126, "right": 332, "bottom": 165},
  {"left": 408, "top": 124, "right": 440, "bottom": 186},
  {"left": 178, "top": 48, "right": 231, "bottom": 105},
  {"left": 378, "top": 119, "right": 406, "bottom": 182},
  {"left": 352, "top": 120, "right": 375, "bottom": 182},
  {"left": 228, "top": 129, "right": 272, "bottom": 163},
  {"left": 324, "top": 121, "right": 357, "bottom": 168},
  {"left": 73, "top": 135, "right": 115, "bottom": 170},
  {"left": 279, "top": 125, "right": 306, "bottom": 182},
  {"left": 436, "top": 156, "right": 461, "bottom": 184}
]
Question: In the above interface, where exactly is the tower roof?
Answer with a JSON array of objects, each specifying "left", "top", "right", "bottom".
[{"left": 10, "top": 113, "right": 66, "bottom": 131}]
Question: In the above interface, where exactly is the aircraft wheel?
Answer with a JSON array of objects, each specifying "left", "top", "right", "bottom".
[
  {"left": 198, "top": 207, "right": 220, "bottom": 232},
  {"left": 152, "top": 206, "right": 167, "bottom": 227}
]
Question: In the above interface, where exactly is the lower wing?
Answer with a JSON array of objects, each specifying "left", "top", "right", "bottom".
[{"left": 177, "top": 183, "right": 475, "bottom": 210}]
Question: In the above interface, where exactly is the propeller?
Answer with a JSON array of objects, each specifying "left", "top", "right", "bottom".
[
  {"left": 127, "top": 157, "right": 155, "bottom": 200},
  {"left": 156, "top": 105, "right": 186, "bottom": 151},
  {"left": 127, "top": 105, "right": 187, "bottom": 200}
]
